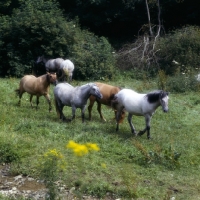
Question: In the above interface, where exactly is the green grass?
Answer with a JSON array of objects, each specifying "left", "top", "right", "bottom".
[{"left": 1, "top": 77, "right": 200, "bottom": 199}]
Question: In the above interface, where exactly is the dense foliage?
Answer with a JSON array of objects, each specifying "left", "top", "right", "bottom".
[
  {"left": 0, "top": 0, "right": 115, "bottom": 80},
  {"left": 156, "top": 26, "right": 200, "bottom": 75},
  {"left": 0, "top": 0, "right": 200, "bottom": 79}
]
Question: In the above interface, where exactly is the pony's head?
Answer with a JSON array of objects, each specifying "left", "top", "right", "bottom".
[
  {"left": 89, "top": 84, "right": 103, "bottom": 99},
  {"left": 159, "top": 91, "right": 169, "bottom": 112},
  {"left": 146, "top": 90, "right": 169, "bottom": 113},
  {"left": 47, "top": 72, "right": 58, "bottom": 85},
  {"left": 36, "top": 56, "right": 43, "bottom": 64}
]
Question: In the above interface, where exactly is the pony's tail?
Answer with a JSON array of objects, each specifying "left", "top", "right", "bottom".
[
  {"left": 54, "top": 98, "right": 61, "bottom": 119},
  {"left": 111, "top": 94, "right": 118, "bottom": 110},
  {"left": 15, "top": 89, "right": 20, "bottom": 97},
  {"left": 111, "top": 94, "right": 126, "bottom": 124}
]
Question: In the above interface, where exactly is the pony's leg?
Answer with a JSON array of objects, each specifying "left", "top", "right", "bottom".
[
  {"left": 97, "top": 102, "right": 106, "bottom": 121},
  {"left": 138, "top": 115, "right": 151, "bottom": 139},
  {"left": 18, "top": 92, "right": 23, "bottom": 106},
  {"left": 116, "top": 107, "right": 124, "bottom": 132},
  {"left": 60, "top": 105, "right": 67, "bottom": 121},
  {"left": 88, "top": 99, "right": 95, "bottom": 120},
  {"left": 57, "top": 103, "right": 66, "bottom": 121},
  {"left": 44, "top": 94, "right": 52, "bottom": 112},
  {"left": 71, "top": 106, "right": 76, "bottom": 121},
  {"left": 30, "top": 95, "right": 34, "bottom": 108},
  {"left": 146, "top": 115, "right": 151, "bottom": 139},
  {"left": 36, "top": 96, "right": 40, "bottom": 110},
  {"left": 59, "top": 69, "right": 66, "bottom": 82},
  {"left": 81, "top": 106, "right": 86, "bottom": 123},
  {"left": 127, "top": 113, "right": 137, "bottom": 136}
]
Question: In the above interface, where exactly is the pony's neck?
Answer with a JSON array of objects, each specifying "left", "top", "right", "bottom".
[
  {"left": 45, "top": 74, "right": 51, "bottom": 86},
  {"left": 42, "top": 57, "right": 49, "bottom": 64},
  {"left": 80, "top": 85, "right": 92, "bottom": 100},
  {"left": 145, "top": 92, "right": 162, "bottom": 111}
]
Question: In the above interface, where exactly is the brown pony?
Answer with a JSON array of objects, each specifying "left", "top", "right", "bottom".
[
  {"left": 88, "top": 82, "right": 125, "bottom": 123},
  {"left": 15, "top": 73, "right": 57, "bottom": 112}
]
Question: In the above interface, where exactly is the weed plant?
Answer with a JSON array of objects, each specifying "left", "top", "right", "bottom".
[{"left": 0, "top": 77, "right": 200, "bottom": 199}]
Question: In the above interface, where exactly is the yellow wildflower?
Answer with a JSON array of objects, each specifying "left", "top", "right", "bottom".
[
  {"left": 86, "top": 143, "right": 100, "bottom": 151},
  {"left": 67, "top": 140, "right": 100, "bottom": 156},
  {"left": 101, "top": 163, "right": 107, "bottom": 168},
  {"left": 44, "top": 149, "right": 63, "bottom": 159},
  {"left": 73, "top": 144, "right": 88, "bottom": 156},
  {"left": 67, "top": 140, "right": 88, "bottom": 156}
]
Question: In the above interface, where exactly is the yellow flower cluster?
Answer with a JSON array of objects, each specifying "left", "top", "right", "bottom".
[
  {"left": 44, "top": 149, "right": 63, "bottom": 159},
  {"left": 66, "top": 140, "right": 100, "bottom": 156}
]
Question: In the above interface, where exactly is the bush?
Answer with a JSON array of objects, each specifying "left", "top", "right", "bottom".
[
  {"left": 165, "top": 73, "right": 200, "bottom": 93},
  {"left": 0, "top": 142, "right": 20, "bottom": 163},
  {"left": 156, "top": 26, "right": 200, "bottom": 75},
  {"left": 73, "top": 35, "right": 115, "bottom": 80}
]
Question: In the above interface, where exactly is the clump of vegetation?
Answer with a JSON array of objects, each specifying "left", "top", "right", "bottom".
[
  {"left": 133, "top": 140, "right": 181, "bottom": 170},
  {"left": 165, "top": 73, "right": 200, "bottom": 93},
  {"left": 157, "top": 26, "right": 200, "bottom": 75},
  {"left": 157, "top": 70, "right": 168, "bottom": 90},
  {"left": 39, "top": 148, "right": 66, "bottom": 199},
  {"left": 0, "top": 142, "right": 20, "bottom": 163}
]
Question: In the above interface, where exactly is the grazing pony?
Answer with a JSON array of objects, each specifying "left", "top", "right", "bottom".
[
  {"left": 15, "top": 73, "right": 57, "bottom": 112},
  {"left": 112, "top": 89, "right": 169, "bottom": 139},
  {"left": 54, "top": 83, "right": 103, "bottom": 122},
  {"left": 88, "top": 82, "right": 125, "bottom": 123},
  {"left": 36, "top": 56, "right": 65, "bottom": 81},
  {"left": 60, "top": 59, "right": 75, "bottom": 82}
]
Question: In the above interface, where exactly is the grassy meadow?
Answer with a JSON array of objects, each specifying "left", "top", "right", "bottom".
[{"left": 0, "top": 76, "right": 200, "bottom": 200}]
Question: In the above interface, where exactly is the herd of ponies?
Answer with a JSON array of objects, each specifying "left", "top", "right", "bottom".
[{"left": 15, "top": 57, "right": 169, "bottom": 139}]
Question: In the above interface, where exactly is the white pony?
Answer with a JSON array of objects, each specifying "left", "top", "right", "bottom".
[
  {"left": 54, "top": 83, "right": 102, "bottom": 122},
  {"left": 112, "top": 89, "right": 169, "bottom": 139},
  {"left": 60, "top": 59, "right": 75, "bottom": 82}
]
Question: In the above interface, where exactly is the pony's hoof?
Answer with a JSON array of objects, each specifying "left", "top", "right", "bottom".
[
  {"left": 138, "top": 131, "right": 144, "bottom": 136},
  {"left": 63, "top": 119, "right": 71, "bottom": 122}
]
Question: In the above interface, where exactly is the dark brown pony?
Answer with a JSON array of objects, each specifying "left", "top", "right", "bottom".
[
  {"left": 88, "top": 82, "right": 125, "bottom": 123},
  {"left": 15, "top": 73, "right": 57, "bottom": 112}
]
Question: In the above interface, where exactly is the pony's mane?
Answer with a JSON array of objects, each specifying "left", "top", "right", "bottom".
[
  {"left": 78, "top": 83, "right": 96, "bottom": 90},
  {"left": 83, "top": 83, "right": 96, "bottom": 87},
  {"left": 145, "top": 90, "right": 167, "bottom": 103}
]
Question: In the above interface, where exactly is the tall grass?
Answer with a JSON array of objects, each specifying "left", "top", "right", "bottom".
[{"left": 1, "top": 77, "right": 200, "bottom": 199}]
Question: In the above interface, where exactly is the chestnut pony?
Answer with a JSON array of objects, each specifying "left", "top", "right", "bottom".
[
  {"left": 88, "top": 82, "right": 125, "bottom": 123},
  {"left": 15, "top": 73, "right": 57, "bottom": 112}
]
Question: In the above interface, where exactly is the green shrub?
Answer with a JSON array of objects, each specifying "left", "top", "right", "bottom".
[
  {"left": 165, "top": 73, "right": 200, "bottom": 93},
  {"left": 71, "top": 30, "right": 116, "bottom": 80},
  {"left": 133, "top": 140, "right": 181, "bottom": 170},
  {"left": 0, "top": 142, "right": 20, "bottom": 163},
  {"left": 156, "top": 26, "right": 200, "bottom": 75}
]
